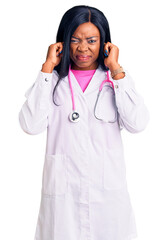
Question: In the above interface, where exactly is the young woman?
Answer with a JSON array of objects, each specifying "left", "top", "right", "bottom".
[{"left": 19, "top": 5, "right": 149, "bottom": 240}]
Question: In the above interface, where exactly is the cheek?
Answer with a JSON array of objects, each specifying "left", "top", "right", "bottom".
[{"left": 93, "top": 44, "right": 100, "bottom": 57}]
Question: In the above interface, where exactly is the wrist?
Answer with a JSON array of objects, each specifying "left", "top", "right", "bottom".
[
  {"left": 108, "top": 63, "right": 120, "bottom": 72},
  {"left": 41, "top": 61, "right": 55, "bottom": 73},
  {"left": 109, "top": 64, "right": 125, "bottom": 80},
  {"left": 112, "top": 72, "right": 125, "bottom": 80}
]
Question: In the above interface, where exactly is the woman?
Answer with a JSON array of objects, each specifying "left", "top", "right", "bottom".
[{"left": 19, "top": 5, "right": 149, "bottom": 240}]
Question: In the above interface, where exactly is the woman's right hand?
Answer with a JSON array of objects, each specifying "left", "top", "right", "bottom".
[{"left": 41, "top": 42, "right": 63, "bottom": 73}]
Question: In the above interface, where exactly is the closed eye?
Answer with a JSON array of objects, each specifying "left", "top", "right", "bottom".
[
  {"left": 71, "top": 38, "right": 97, "bottom": 44},
  {"left": 70, "top": 39, "right": 79, "bottom": 43}
]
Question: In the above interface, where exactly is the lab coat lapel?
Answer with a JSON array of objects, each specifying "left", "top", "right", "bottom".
[{"left": 67, "top": 66, "right": 106, "bottom": 96}]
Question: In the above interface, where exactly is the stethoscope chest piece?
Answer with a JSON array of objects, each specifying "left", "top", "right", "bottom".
[{"left": 69, "top": 111, "right": 80, "bottom": 123}]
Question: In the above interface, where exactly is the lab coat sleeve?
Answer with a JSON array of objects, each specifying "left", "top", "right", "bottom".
[
  {"left": 18, "top": 70, "right": 57, "bottom": 135},
  {"left": 111, "top": 70, "right": 150, "bottom": 133}
]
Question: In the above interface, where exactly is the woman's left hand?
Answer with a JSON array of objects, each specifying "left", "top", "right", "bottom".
[{"left": 104, "top": 42, "right": 120, "bottom": 71}]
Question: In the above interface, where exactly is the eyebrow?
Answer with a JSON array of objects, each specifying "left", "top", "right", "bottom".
[{"left": 71, "top": 36, "right": 99, "bottom": 40}]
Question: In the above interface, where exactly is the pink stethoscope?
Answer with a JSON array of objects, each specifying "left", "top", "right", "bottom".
[{"left": 68, "top": 65, "right": 117, "bottom": 123}]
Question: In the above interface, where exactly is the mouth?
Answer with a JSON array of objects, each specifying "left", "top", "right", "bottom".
[{"left": 76, "top": 55, "right": 91, "bottom": 61}]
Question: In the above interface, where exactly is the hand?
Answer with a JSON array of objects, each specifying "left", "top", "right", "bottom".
[
  {"left": 41, "top": 42, "right": 64, "bottom": 73},
  {"left": 45, "top": 42, "right": 63, "bottom": 66},
  {"left": 104, "top": 42, "right": 120, "bottom": 71}
]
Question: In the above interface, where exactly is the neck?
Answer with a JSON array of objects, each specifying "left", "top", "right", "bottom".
[{"left": 71, "top": 62, "right": 98, "bottom": 70}]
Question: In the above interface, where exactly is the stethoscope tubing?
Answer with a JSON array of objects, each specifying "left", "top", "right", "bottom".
[
  {"left": 67, "top": 65, "right": 117, "bottom": 123},
  {"left": 93, "top": 85, "right": 118, "bottom": 123},
  {"left": 68, "top": 65, "right": 76, "bottom": 111}
]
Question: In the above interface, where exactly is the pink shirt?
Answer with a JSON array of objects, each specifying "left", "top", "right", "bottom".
[{"left": 71, "top": 69, "right": 96, "bottom": 92}]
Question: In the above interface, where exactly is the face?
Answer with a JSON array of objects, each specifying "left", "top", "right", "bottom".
[{"left": 70, "top": 22, "right": 100, "bottom": 70}]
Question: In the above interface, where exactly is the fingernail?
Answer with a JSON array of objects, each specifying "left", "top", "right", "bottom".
[{"left": 57, "top": 50, "right": 62, "bottom": 56}]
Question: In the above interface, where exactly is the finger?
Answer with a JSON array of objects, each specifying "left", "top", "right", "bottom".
[
  {"left": 105, "top": 43, "right": 119, "bottom": 58},
  {"left": 55, "top": 43, "right": 62, "bottom": 51},
  {"left": 105, "top": 42, "right": 114, "bottom": 53},
  {"left": 104, "top": 43, "right": 109, "bottom": 56},
  {"left": 104, "top": 42, "right": 113, "bottom": 56},
  {"left": 55, "top": 42, "right": 64, "bottom": 56}
]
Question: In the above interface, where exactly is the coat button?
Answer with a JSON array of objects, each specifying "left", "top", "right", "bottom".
[{"left": 115, "top": 84, "right": 118, "bottom": 89}]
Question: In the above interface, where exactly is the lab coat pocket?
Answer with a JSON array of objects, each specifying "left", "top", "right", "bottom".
[
  {"left": 42, "top": 154, "right": 68, "bottom": 196},
  {"left": 94, "top": 85, "right": 117, "bottom": 123},
  {"left": 103, "top": 149, "right": 127, "bottom": 190}
]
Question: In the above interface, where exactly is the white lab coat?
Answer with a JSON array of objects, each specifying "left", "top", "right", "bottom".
[{"left": 19, "top": 65, "right": 149, "bottom": 240}]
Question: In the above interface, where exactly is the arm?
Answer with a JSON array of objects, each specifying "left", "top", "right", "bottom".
[
  {"left": 110, "top": 70, "right": 150, "bottom": 133},
  {"left": 18, "top": 42, "right": 63, "bottom": 135},
  {"left": 18, "top": 66, "right": 56, "bottom": 135},
  {"left": 104, "top": 42, "right": 149, "bottom": 133}
]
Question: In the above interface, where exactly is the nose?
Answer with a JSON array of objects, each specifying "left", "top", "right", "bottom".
[{"left": 77, "top": 41, "right": 88, "bottom": 52}]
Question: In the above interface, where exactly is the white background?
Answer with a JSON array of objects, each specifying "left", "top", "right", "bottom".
[{"left": 0, "top": 0, "right": 168, "bottom": 239}]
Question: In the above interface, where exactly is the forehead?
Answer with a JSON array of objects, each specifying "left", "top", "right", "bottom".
[{"left": 72, "top": 22, "right": 100, "bottom": 38}]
